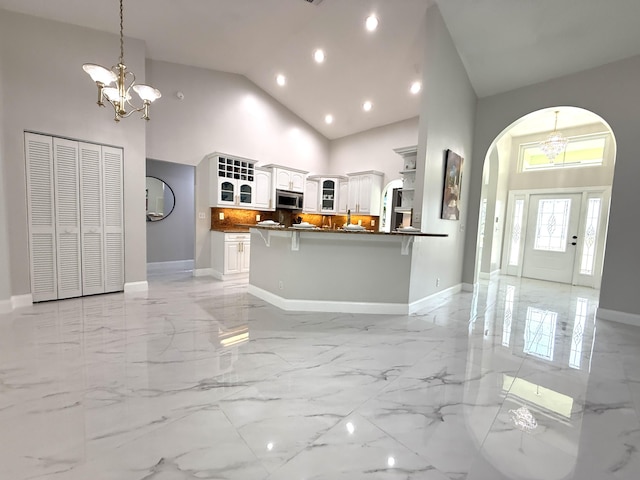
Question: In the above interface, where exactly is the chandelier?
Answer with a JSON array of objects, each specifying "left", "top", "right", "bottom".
[
  {"left": 539, "top": 110, "right": 568, "bottom": 161},
  {"left": 82, "top": 0, "right": 161, "bottom": 121}
]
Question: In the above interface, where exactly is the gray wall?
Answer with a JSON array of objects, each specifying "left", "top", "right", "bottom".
[
  {"left": 0, "top": 53, "right": 10, "bottom": 309},
  {"left": 463, "top": 54, "right": 640, "bottom": 316},
  {"left": 146, "top": 159, "right": 195, "bottom": 264},
  {"left": 409, "top": 4, "right": 477, "bottom": 302},
  {"left": 0, "top": 10, "right": 147, "bottom": 297}
]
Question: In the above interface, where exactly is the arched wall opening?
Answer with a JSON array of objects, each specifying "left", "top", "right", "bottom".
[{"left": 472, "top": 106, "right": 616, "bottom": 289}]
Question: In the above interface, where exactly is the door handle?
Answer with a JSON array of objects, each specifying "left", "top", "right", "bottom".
[
  {"left": 571, "top": 242, "right": 577, "bottom": 246},
  {"left": 572, "top": 235, "right": 578, "bottom": 239}
]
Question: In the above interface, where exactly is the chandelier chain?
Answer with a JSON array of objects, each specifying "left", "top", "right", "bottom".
[{"left": 119, "top": 0, "right": 124, "bottom": 65}]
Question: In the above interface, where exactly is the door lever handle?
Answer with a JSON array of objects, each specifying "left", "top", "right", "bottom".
[
  {"left": 571, "top": 242, "right": 577, "bottom": 246},
  {"left": 572, "top": 235, "right": 578, "bottom": 239}
]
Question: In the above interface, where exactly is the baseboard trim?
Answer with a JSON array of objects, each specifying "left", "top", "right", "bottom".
[
  {"left": 147, "top": 259, "right": 194, "bottom": 275},
  {"left": 461, "top": 283, "right": 475, "bottom": 292},
  {"left": 247, "top": 284, "right": 411, "bottom": 314},
  {"left": 597, "top": 307, "right": 640, "bottom": 327},
  {"left": 211, "top": 270, "right": 249, "bottom": 281},
  {"left": 247, "top": 283, "right": 464, "bottom": 315},
  {"left": 193, "top": 268, "right": 213, "bottom": 277},
  {"left": 12, "top": 294, "right": 32, "bottom": 309},
  {"left": 408, "top": 283, "right": 463, "bottom": 313},
  {"left": 124, "top": 281, "right": 148, "bottom": 293}
]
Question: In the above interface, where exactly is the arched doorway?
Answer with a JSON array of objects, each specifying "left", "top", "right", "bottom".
[{"left": 474, "top": 107, "right": 616, "bottom": 289}]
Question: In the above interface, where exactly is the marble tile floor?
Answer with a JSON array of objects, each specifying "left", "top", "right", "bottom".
[{"left": 1, "top": 274, "right": 639, "bottom": 479}]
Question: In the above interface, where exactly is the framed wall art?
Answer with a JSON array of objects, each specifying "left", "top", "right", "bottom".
[{"left": 441, "top": 149, "right": 463, "bottom": 220}]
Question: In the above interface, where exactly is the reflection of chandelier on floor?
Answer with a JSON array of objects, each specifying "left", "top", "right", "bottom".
[
  {"left": 539, "top": 110, "right": 568, "bottom": 161},
  {"left": 509, "top": 405, "right": 538, "bottom": 432},
  {"left": 83, "top": 0, "right": 161, "bottom": 121}
]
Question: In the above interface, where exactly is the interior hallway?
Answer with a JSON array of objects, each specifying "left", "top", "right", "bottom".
[{"left": 0, "top": 274, "right": 638, "bottom": 479}]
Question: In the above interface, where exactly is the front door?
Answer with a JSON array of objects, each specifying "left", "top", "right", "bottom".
[{"left": 521, "top": 193, "right": 582, "bottom": 284}]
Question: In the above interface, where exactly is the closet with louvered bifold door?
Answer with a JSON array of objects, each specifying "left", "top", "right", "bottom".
[{"left": 25, "top": 132, "right": 124, "bottom": 302}]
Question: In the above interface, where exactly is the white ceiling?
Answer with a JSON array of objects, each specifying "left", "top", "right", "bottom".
[{"left": 1, "top": 0, "right": 640, "bottom": 140}]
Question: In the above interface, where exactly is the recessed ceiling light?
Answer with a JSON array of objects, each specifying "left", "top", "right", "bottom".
[
  {"left": 363, "top": 101, "right": 373, "bottom": 112},
  {"left": 410, "top": 81, "right": 421, "bottom": 94},
  {"left": 325, "top": 114, "right": 334, "bottom": 124},
  {"left": 314, "top": 49, "right": 325, "bottom": 63},
  {"left": 276, "top": 74, "right": 286, "bottom": 86},
  {"left": 365, "top": 15, "right": 379, "bottom": 32}
]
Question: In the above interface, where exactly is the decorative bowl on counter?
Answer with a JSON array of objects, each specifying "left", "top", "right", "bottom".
[
  {"left": 257, "top": 220, "right": 279, "bottom": 226},
  {"left": 396, "top": 225, "right": 421, "bottom": 233},
  {"left": 292, "top": 222, "right": 316, "bottom": 229},
  {"left": 343, "top": 224, "right": 366, "bottom": 231}
]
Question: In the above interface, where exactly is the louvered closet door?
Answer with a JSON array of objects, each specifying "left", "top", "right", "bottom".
[
  {"left": 102, "top": 146, "right": 124, "bottom": 293},
  {"left": 25, "top": 133, "right": 57, "bottom": 302},
  {"left": 53, "top": 138, "right": 82, "bottom": 299},
  {"left": 79, "top": 142, "right": 105, "bottom": 295}
]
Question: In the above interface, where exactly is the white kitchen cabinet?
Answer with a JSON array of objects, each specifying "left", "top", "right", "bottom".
[
  {"left": 209, "top": 154, "right": 257, "bottom": 208},
  {"left": 338, "top": 178, "right": 349, "bottom": 214},
  {"left": 211, "top": 231, "right": 250, "bottom": 280},
  {"left": 254, "top": 167, "right": 273, "bottom": 210},
  {"left": 303, "top": 179, "right": 319, "bottom": 213},
  {"left": 347, "top": 171, "right": 384, "bottom": 215},
  {"left": 263, "top": 164, "right": 307, "bottom": 193}
]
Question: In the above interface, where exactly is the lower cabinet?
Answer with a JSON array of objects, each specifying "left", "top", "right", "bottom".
[{"left": 211, "top": 231, "right": 250, "bottom": 280}]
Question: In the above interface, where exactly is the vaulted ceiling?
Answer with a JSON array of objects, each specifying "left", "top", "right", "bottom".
[{"left": 1, "top": 0, "right": 640, "bottom": 139}]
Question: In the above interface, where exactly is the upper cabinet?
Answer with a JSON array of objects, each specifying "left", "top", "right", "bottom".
[
  {"left": 264, "top": 165, "right": 307, "bottom": 193},
  {"left": 303, "top": 178, "right": 319, "bottom": 213},
  {"left": 393, "top": 146, "right": 418, "bottom": 215},
  {"left": 347, "top": 171, "right": 384, "bottom": 215},
  {"left": 254, "top": 167, "right": 273, "bottom": 210},
  {"left": 209, "top": 153, "right": 257, "bottom": 208}
]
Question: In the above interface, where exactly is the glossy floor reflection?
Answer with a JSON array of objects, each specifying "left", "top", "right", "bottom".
[{"left": 1, "top": 274, "right": 639, "bottom": 479}]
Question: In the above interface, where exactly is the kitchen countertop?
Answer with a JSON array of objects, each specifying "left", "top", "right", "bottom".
[{"left": 244, "top": 224, "right": 448, "bottom": 237}]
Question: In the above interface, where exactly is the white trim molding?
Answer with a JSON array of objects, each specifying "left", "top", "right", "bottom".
[
  {"left": 193, "top": 268, "right": 213, "bottom": 277},
  {"left": 147, "top": 260, "right": 194, "bottom": 275},
  {"left": 462, "top": 283, "right": 475, "bottom": 292},
  {"left": 12, "top": 294, "right": 33, "bottom": 309},
  {"left": 597, "top": 307, "right": 640, "bottom": 327},
  {"left": 248, "top": 283, "right": 463, "bottom": 315},
  {"left": 124, "top": 281, "right": 149, "bottom": 293}
]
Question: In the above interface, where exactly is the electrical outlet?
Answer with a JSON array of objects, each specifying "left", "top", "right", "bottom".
[
  {"left": 198, "top": 212, "right": 205, "bottom": 219},
  {"left": 436, "top": 277, "right": 440, "bottom": 287},
  {"left": 256, "top": 214, "right": 261, "bottom": 222},
  {"left": 371, "top": 219, "right": 375, "bottom": 227},
  {"left": 278, "top": 280, "right": 284, "bottom": 290}
]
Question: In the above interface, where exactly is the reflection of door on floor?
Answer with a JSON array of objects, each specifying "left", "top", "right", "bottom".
[{"left": 522, "top": 193, "right": 582, "bottom": 284}]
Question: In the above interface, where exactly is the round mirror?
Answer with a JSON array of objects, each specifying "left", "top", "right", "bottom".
[{"left": 146, "top": 176, "right": 175, "bottom": 221}]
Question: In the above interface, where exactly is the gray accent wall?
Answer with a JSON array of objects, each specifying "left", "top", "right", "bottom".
[
  {"left": 146, "top": 159, "right": 195, "bottom": 264},
  {"left": 463, "top": 54, "right": 640, "bottom": 316}
]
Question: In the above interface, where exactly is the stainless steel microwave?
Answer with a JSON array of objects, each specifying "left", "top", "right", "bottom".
[{"left": 275, "top": 189, "right": 303, "bottom": 210}]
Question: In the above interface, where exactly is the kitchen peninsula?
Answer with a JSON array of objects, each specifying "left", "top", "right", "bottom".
[{"left": 247, "top": 225, "right": 447, "bottom": 314}]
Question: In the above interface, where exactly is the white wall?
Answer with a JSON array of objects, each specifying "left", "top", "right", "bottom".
[
  {"left": 463, "top": 54, "right": 640, "bottom": 319},
  {"left": 409, "top": 4, "right": 477, "bottom": 302},
  {"left": 328, "top": 117, "right": 419, "bottom": 182},
  {"left": 0, "top": 52, "right": 10, "bottom": 309},
  {"left": 146, "top": 60, "right": 329, "bottom": 172},
  {"left": 0, "top": 10, "right": 148, "bottom": 297}
]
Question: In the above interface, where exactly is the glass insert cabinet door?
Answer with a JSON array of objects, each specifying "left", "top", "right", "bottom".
[{"left": 321, "top": 179, "right": 336, "bottom": 211}]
